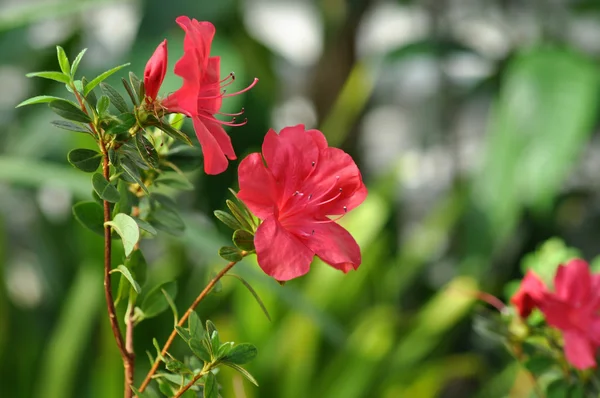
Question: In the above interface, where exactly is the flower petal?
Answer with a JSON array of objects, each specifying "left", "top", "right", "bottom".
[
  {"left": 563, "top": 330, "right": 597, "bottom": 369},
  {"left": 143, "top": 39, "right": 168, "bottom": 101},
  {"left": 303, "top": 221, "right": 361, "bottom": 273},
  {"left": 197, "top": 56, "right": 222, "bottom": 115},
  {"left": 237, "top": 153, "right": 277, "bottom": 220},
  {"left": 254, "top": 217, "right": 314, "bottom": 281},
  {"left": 262, "top": 125, "right": 321, "bottom": 196},
  {"left": 204, "top": 119, "right": 235, "bottom": 160},
  {"left": 192, "top": 117, "right": 228, "bottom": 175},
  {"left": 554, "top": 259, "right": 590, "bottom": 305},
  {"left": 167, "top": 17, "right": 216, "bottom": 114},
  {"left": 510, "top": 270, "right": 547, "bottom": 318}
]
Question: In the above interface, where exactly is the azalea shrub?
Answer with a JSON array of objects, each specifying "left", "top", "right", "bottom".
[
  {"left": 475, "top": 239, "right": 600, "bottom": 397},
  {"left": 17, "top": 15, "right": 366, "bottom": 398}
]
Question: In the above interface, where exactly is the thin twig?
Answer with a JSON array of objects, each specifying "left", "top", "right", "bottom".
[
  {"left": 138, "top": 259, "right": 242, "bottom": 392},
  {"left": 125, "top": 297, "right": 136, "bottom": 398}
]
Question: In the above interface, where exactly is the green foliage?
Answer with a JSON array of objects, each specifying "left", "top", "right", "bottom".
[
  {"left": 49, "top": 99, "right": 92, "bottom": 123},
  {"left": 91, "top": 173, "right": 120, "bottom": 203},
  {"left": 72, "top": 201, "right": 104, "bottom": 235},
  {"left": 104, "top": 213, "right": 140, "bottom": 257},
  {"left": 137, "top": 281, "right": 178, "bottom": 322},
  {"left": 68, "top": 149, "right": 102, "bottom": 172},
  {"left": 84, "top": 63, "right": 130, "bottom": 96}
]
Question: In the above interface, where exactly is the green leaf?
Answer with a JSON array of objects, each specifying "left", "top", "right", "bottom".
[
  {"left": 165, "top": 359, "right": 189, "bottom": 374},
  {"left": 116, "top": 249, "right": 147, "bottom": 304},
  {"left": 209, "top": 331, "right": 220, "bottom": 353},
  {"left": 112, "top": 179, "right": 132, "bottom": 217},
  {"left": 129, "top": 71, "right": 144, "bottom": 102},
  {"left": 216, "top": 342, "right": 234, "bottom": 359},
  {"left": 67, "top": 149, "right": 101, "bottom": 172},
  {"left": 105, "top": 113, "right": 137, "bottom": 135},
  {"left": 188, "top": 311, "right": 204, "bottom": 341},
  {"left": 214, "top": 210, "right": 242, "bottom": 231},
  {"left": 523, "top": 355, "right": 555, "bottom": 377},
  {"left": 70, "top": 48, "right": 87, "bottom": 77},
  {"left": 155, "top": 121, "right": 193, "bottom": 146},
  {"left": 132, "top": 217, "right": 157, "bottom": 235},
  {"left": 168, "top": 113, "right": 186, "bottom": 130},
  {"left": 81, "top": 77, "right": 97, "bottom": 109},
  {"left": 16, "top": 95, "right": 66, "bottom": 108},
  {"left": 111, "top": 264, "right": 141, "bottom": 294},
  {"left": 226, "top": 274, "right": 271, "bottom": 321},
  {"left": 105, "top": 213, "right": 140, "bottom": 257},
  {"left": 100, "top": 82, "right": 129, "bottom": 113},
  {"left": 162, "top": 286, "right": 178, "bottom": 325},
  {"left": 50, "top": 120, "right": 90, "bottom": 133},
  {"left": 135, "top": 134, "right": 159, "bottom": 169},
  {"left": 226, "top": 200, "right": 254, "bottom": 232},
  {"left": 203, "top": 372, "right": 218, "bottom": 398},
  {"left": 165, "top": 146, "right": 203, "bottom": 171},
  {"left": 96, "top": 95, "right": 110, "bottom": 116},
  {"left": 84, "top": 63, "right": 130, "bottom": 96},
  {"left": 156, "top": 379, "right": 176, "bottom": 397},
  {"left": 176, "top": 325, "right": 191, "bottom": 343},
  {"left": 546, "top": 379, "right": 570, "bottom": 398},
  {"left": 56, "top": 46, "right": 70, "bottom": 75},
  {"left": 221, "top": 343, "right": 257, "bottom": 365},
  {"left": 120, "top": 158, "right": 149, "bottom": 195},
  {"left": 140, "top": 281, "right": 178, "bottom": 319},
  {"left": 92, "top": 173, "right": 120, "bottom": 203},
  {"left": 221, "top": 363, "right": 259, "bottom": 386},
  {"left": 131, "top": 385, "right": 161, "bottom": 398},
  {"left": 218, "top": 246, "right": 243, "bottom": 262},
  {"left": 189, "top": 338, "right": 212, "bottom": 363},
  {"left": 72, "top": 201, "right": 104, "bottom": 235},
  {"left": 232, "top": 230, "right": 255, "bottom": 252},
  {"left": 154, "top": 174, "right": 194, "bottom": 190},
  {"left": 26, "top": 71, "right": 70, "bottom": 84},
  {"left": 121, "top": 77, "right": 138, "bottom": 105},
  {"left": 49, "top": 99, "right": 91, "bottom": 123}
]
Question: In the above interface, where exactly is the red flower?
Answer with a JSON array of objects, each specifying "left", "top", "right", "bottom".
[
  {"left": 537, "top": 259, "right": 600, "bottom": 370},
  {"left": 510, "top": 270, "right": 546, "bottom": 318},
  {"left": 143, "top": 39, "right": 168, "bottom": 102},
  {"left": 237, "top": 124, "right": 367, "bottom": 281},
  {"left": 162, "top": 16, "right": 258, "bottom": 175}
]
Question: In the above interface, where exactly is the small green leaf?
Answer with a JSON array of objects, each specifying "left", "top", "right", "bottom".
[
  {"left": 214, "top": 210, "right": 242, "bottom": 231},
  {"left": 140, "top": 281, "right": 178, "bottom": 319},
  {"left": 155, "top": 121, "right": 193, "bottom": 145},
  {"left": 546, "top": 379, "right": 570, "bottom": 398},
  {"left": 26, "top": 71, "right": 70, "bottom": 84},
  {"left": 226, "top": 200, "right": 254, "bottom": 232},
  {"left": 162, "top": 286, "right": 179, "bottom": 325},
  {"left": 155, "top": 174, "right": 194, "bottom": 190},
  {"left": 136, "top": 134, "right": 159, "bottom": 169},
  {"left": 203, "top": 372, "right": 218, "bottom": 398},
  {"left": 208, "top": 329, "right": 220, "bottom": 353},
  {"left": 96, "top": 95, "right": 110, "bottom": 116},
  {"left": 232, "top": 230, "right": 255, "bottom": 252},
  {"left": 131, "top": 385, "right": 161, "bottom": 398},
  {"left": 100, "top": 82, "right": 129, "bottom": 113},
  {"left": 105, "top": 113, "right": 137, "bottom": 135},
  {"left": 50, "top": 120, "right": 90, "bottom": 133},
  {"left": 92, "top": 173, "right": 120, "bottom": 203},
  {"left": 165, "top": 359, "right": 189, "bottom": 374},
  {"left": 121, "top": 77, "right": 138, "bottom": 105},
  {"left": 68, "top": 148, "right": 102, "bottom": 172},
  {"left": 176, "top": 325, "right": 191, "bottom": 343},
  {"left": 72, "top": 201, "right": 104, "bottom": 235},
  {"left": 70, "top": 48, "right": 87, "bottom": 77},
  {"left": 132, "top": 217, "right": 157, "bottom": 235},
  {"left": 112, "top": 179, "right": 132, "bottom": 217},
  {"left": 218, "top": 246, "right": 243, "bottom": 262},
  {"left": 56, "top": 46, "right": 70, "bottom": 75},
  {"left": 189, "top": 311, "right": 204, "bottom": 341},
  {"left": 82, "top": 77, "right": 97, "bottom": 109},
  {"left": 189, "top": 338, "right": 212, "bottom": 363},
  {"left": 169, "top": 113, "right": 186, "bottom": 130},
  {"left": 221, "top": 343, "right": 257, "bottom": 365},
  {"left": 116, "top": 249, "right": 147, "bottom": 304},
  {"left": 156, "top": 379, "right": 176, "bottom": 397},
  {"left": 16, "top": 95, "right": 66, "bottom": 108},
  {"left": 120, "top": 158, "right": 149, "bottom": 195},
  {"left": 111, "top": 264, "right": 141, "bottom": 294},
  {"left": 216, "top": 342, "right": 234, "bottom": 359},
  {"left": 129, "top": 71, "right": 144, "bottom": 102},
  {"left": 523, "top": 355, "right": 555, "bottom": 377},
  {"left": 105, "top": 213, "right": 140, "bottom": 257},
  {"left": 49, "top": 99, "right": 91, "bottom": 123},
  {"left": 221, "top": 363, "right": 259, "bottom": 386},
  {"left": 84, "top": 63, "right": 130, "bottom": 96},
  {"left": 226, "top": 274, "right": 271, "bottom": 321}
]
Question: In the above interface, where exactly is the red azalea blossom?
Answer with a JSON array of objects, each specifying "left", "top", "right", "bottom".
[
  {"left": 143, "top": 39, "right": 168, "bottom": 102},
  {"left": 537, "top": 259, "right": 600, "bottom": 370},
  {"left": 162, "top": 16, "right": 258, "bottom": 175},
  {"left": 237, "top": 124, "right": 367, "bottom": 281},
  {"left": 510, "top": 270, "right": 546, "bottom": 318}
]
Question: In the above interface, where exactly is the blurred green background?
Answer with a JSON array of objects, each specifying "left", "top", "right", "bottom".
[{"left": 2, "top": 0, "right": 600, "bottom": 397}]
